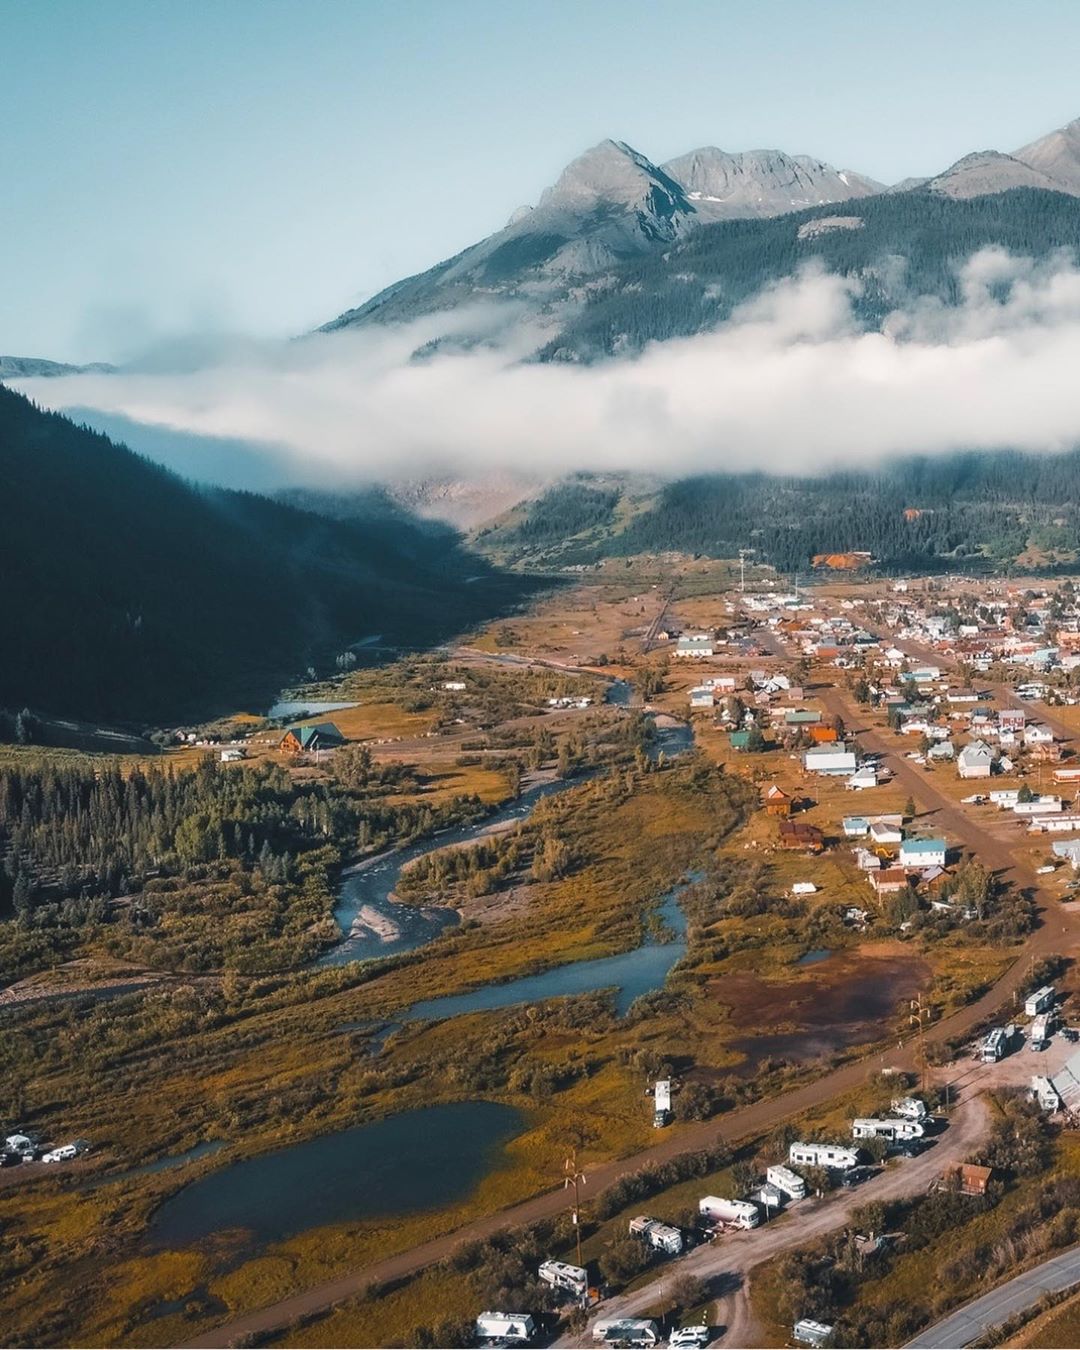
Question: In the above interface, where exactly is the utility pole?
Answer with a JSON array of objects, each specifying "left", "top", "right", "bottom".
[
  {"left": 910, "top": 995, "right": 932, "bottom": 1094},
  {"left": 564, "top": 1148, "right": 586, "bottom": 1269}
]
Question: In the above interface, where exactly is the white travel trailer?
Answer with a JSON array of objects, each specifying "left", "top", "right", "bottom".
[
  {"left": 628, "top": 1216, "right": 683, "bottom": 1255},
  {"left": 1031, "top": 1012, "right": 1054, "bottom": 1049},
  {"left": 653, "top": 1079, "right": 671, "bottom": 1128},
  {"left": 851, "top": 1117, "right": 925, "bottom": 1142},
  {"left": 766, "top": 1165, "right": 807, "bottom": 1200},
  {"left": 476, "top": 1311, "right": 536, "bottom": 1345},
  {"left": 698, "top": 1195, "right": 760, "bottom": 1229},
  {"left": 794, "top": 1319, "right": 835, "bottom": 1348},
  {"left": 592, "top": 1318, "right": 662, "bottom": 1347},
  {"left": 538, "top": 1260, "right": 587, "bottom": 1297},
  {"left": 1025, "top": 985, "right": 1056, "bottom": 1017},
  {"left": 789, "top": 1141, "right": 859, "bottom": 1171},
  {"left": 891, "top": 1096, "right": 928, "bottom": 1121},
  {"left": 1032, "top": 1075, "right": 1062, "bottom": 1112}
]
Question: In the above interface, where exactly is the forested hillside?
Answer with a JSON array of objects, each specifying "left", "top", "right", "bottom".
[
  {"left": 0, "top": 387, "right": 529, "bottom": 723},
  {"left": 541, "top": 188, "right": 1080, "bottom": 359},
  {"left": 480, "top": 453, "right": 1080, "bottom": 574}
]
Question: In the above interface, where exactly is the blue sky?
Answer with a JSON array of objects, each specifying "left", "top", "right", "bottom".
[{"left": 4, "top": 0, "right": 1080, "bottom": 361}]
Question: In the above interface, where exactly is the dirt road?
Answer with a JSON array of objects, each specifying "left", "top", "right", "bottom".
[{"left": 559, "top": 1092, "right": 991, "bottom": 1347}]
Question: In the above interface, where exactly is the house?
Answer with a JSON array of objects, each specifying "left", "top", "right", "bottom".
[
  {"left": 1028, "top": 814, "right": 1080, "bottom": 834},
  {"left": 689, "top": 686, "right": 715, "bottom": 709},
  {"left": 847, "top": 765, "right": 879, "bottom": 790},
  {"left": 927, "top": 740, "right": 955, "bottom": 762},
  {"left": 853, "top": 848, "right": 881, "bottom": 871},
  {"left": 219, "top": 748, "right": 245, "bottom": 763},
  {"left": 785, "top": 708, "right": 822, "bottom": 726},
  {"left": 843, "top": 816, "right": 870, "bottom": 838},
  {"left": 1013, "top": 796, "right": 1063, "bottom": 816},
  {"left": 764, "top": 785, "right": 792, "bottom": 817},
  {"left": 899, "top": 838, "right": 947, "bottom": 869},
  {"left": 951, "top": 1163, "right": 993, "bottom": 1196},
  {"left": 869, "top": 817, "right": 903, "bottom": 846},
  {"left": 957, "top": 740, "right": 995, "bottom": 779},
  {"left": 279, "top": 721, "right": 346, "bottom": 754},
  {"left": 779, "top": 821, "right": 824, "bottom": 853},
  {"left": 869, "top": 866, "right": 909, "bottom": 895},
  {"left": 729, "top": 730, "right": 753, "bottom": 752},
  {"left": 804, "top": 745, "right": 857, "bottom": 776},
  {"left": 808, "top": 724, "right": 839, "bottom": 744},
  {"left": 1025, "top": 724, "right": 1056, "bottom": 746},
  {"left": 675, "top": 635, "right": 714, "bottom": 659},
  {"left": 476, "top": 1311, "right": 537, "bottom": 1345}
]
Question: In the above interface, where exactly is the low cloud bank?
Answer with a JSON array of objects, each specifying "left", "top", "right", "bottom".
[{"left": 18, "top": 248, "right": 1080, "bottom": 484}]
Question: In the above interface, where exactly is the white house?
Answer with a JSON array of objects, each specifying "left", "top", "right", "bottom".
[
  {"left": 689, "top": 687, "right": 715, "bottom": 709},
  {"left": 899, "top": 837, "right": 947, "bottom": 869},
  {"left": 869, "top": 817, "right": 903, "bottom": 846},
  {"left": 847, "top": 765, "right": 879, "bottom": 790},
  {"left": 675, "top": 635, "right": 714, "bottom": 659},
  {"left": 804, "top": 745, "right": 857, "bottom": 776},
  {"left": 957, "top": 740, "right": 994, "bottom": 779}
]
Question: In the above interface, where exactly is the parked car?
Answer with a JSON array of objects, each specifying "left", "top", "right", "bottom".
[{"left": 669, "top": 1329, "right": 710, "bottom": 1349}]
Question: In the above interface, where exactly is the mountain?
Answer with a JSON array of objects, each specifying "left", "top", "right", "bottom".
[
  {"left": 0, "top": 355, "right": 117, "bottom": 379},
  {"left": 535, "top": 187, "right": 1080, "bottom": 361},
  {"left": 926, "top": 150, "right": 1066, "bottom": 198},
  {"left": 1013, "top": 116, "right": 1080, "bottom": 193},
  {"left": 475, "top": 452, "right": 1080, "bottom": 576},
  {"left": 662, "top": 147, "right": 882, "bottom": 219},
  {"left": 320, "top": 117, "right": 1080, "bottom": 354},
  {"left": 0, "top": 385, "right": 529, "bottom": 724},
  {"left": 320, "top": 137, "right": 883, "bottom": 334}
]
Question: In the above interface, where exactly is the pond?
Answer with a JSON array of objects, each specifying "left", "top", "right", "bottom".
[{"left": 148, "top": 1101, "right": 524, "bottom": 1250}]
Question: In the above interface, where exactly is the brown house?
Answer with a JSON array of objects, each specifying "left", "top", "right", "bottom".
[
  {"left": 869, "top": 866, "right": 909, "bottom": 895},
  {"left": 953, "top": 1163, "right": 993, "bottom": 1196},
  {"left": 778, "top": 820, "right": 824, "bottom": 853},
  {"left": 764, "top": 784, "right": 792, "bottom": 817}
]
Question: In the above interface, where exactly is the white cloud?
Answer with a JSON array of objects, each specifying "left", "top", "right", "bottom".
[{"left": 17, "top": 250, "right": 1080, "bottom": 484}]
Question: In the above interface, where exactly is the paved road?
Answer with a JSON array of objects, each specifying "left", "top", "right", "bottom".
[
  {"left": 180, "top": 663, "right": 1074, "bottom": 1349},
  {"left": 904, "top": 1241, "right": 1080, "bottom": 1347}
]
